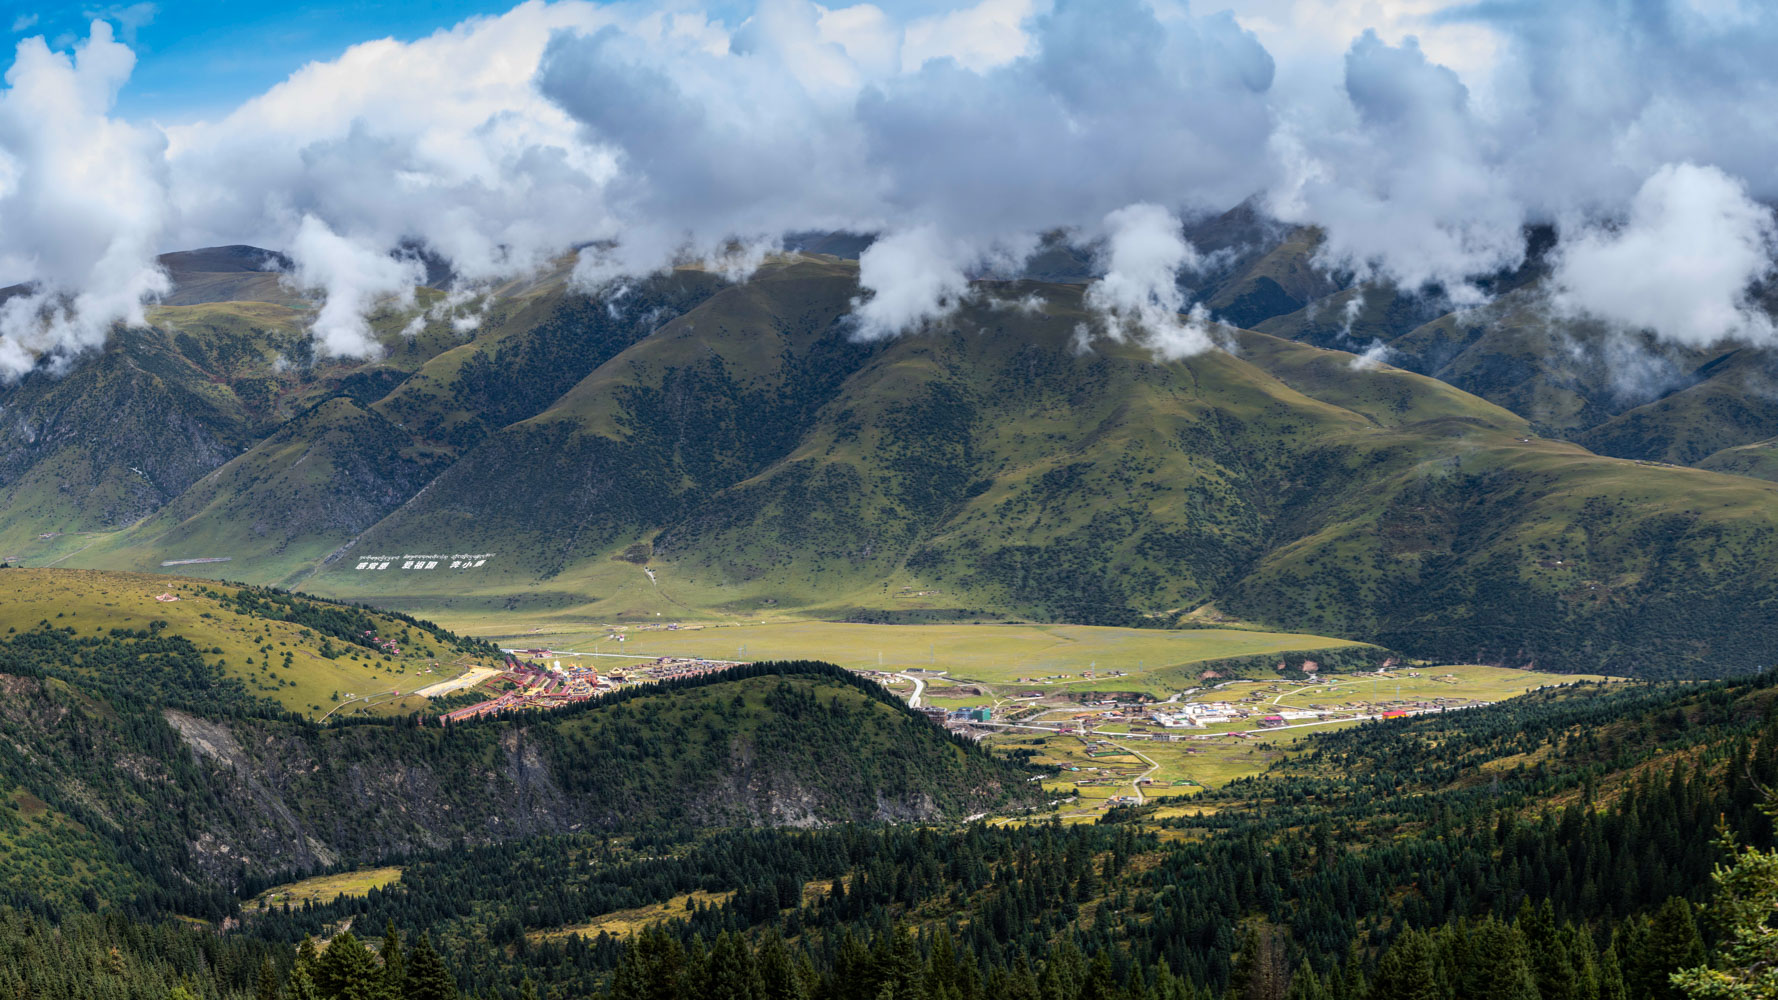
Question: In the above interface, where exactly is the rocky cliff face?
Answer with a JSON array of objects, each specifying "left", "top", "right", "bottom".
[{"left": 0, "top": 667, "right": 1028, "bottom": 892}]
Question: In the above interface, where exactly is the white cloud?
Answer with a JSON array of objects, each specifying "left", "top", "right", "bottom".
[
  {"left": 1553, "top": 163, "right": 1776, "bottom": 347},
  {"left": 286, "top": 215, "right": 423, "bottom": 358},
  {"left": 1348, "top": 339, "right": 1392, "bottom": 370},
  {"left": 1084, "top": 203, "right": 1213, "bottom": 359},
  {"left": 1268, "top": 30, "right": 1523, "bottom": 301},
  {"left": 164, "top": 1, "right": 622, "bottom": 355},
  {"left": 0, "top": 20, "right": 168, "bottom": 379},
  {"left": 901, "top": 0, "right": 1037, "bottom": 73},
  {"left": 850, "top": 226, "right": 975, "bottom": 339},
  {"left": 8, "top": 0, "right": 1778, "bottom": 367}
]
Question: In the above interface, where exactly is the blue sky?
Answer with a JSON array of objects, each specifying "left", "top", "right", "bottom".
[
  {"left": 5, "top": 0, "right": 969, "bottom": 121},
  {"left": 10, "top": 1, "right": 548, "bottom": 119}
]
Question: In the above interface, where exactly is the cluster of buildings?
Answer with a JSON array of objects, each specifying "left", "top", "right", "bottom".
[
  {"left": 1148, "top": 701, "right": 1324, "bottom": 729},
  {"left": 638, "top": 657, "right": 740, "bottom": 681},
  {"left": 437, "top": 656, "right": 608, "bottom": 723},
  {"left": 919, "top": 706, "right": 993, "bottom": 725},
  {"left": 434, "top": 653, "right": 750, "bottom": 724},
  {"left": 362, "top": 631, "right": 401, "bottom": 655}
]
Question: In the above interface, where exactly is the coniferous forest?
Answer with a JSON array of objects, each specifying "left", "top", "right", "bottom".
[{"left": 6, "top": 651, "right": 1778, "bottom": 1000}]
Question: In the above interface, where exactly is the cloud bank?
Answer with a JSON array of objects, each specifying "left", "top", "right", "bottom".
[{"left": 2, "top": 0, "right": 1778, "bottom": 375}]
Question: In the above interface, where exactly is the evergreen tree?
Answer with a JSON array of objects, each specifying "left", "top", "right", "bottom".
[
  {"left": 380, "top": 922, "right": 406, "bottom": 997},
  {"left": 258, "top": 958, "right": 282, "bottom": 1000},
  {"left": 404, "top": 934, "right": 458, "bottom": 1000},
  {"left": 1673, "top": 824, "right": 1778, "bottom": 999},
  {"left": 314, "top": 932, "right": 391, "bottom": 1000},
  {"left": 706, "top": 930, "right": 763, "bottom": 1000},
  {"left": 1283, "top": 960, "right": 1327, "bottom": 1000},
  {"left": 1367, "top": 930, "right": 1438, "bottom": 1000},
  {"left": 1633, "top": 898, "right": 1707, "bottom": 1000},
  {"left": 1458, "top": 918, "right": 1538, "bottom": 1000}
]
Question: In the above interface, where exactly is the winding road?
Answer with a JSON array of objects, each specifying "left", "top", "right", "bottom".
[{"left": 896, "top": 673, "right": 926, "bottom": 709}]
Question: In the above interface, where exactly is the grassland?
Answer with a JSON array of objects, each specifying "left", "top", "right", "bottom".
[
  {"left": 457, "top": 620, "right": 1368, "bottom": 698},
  {"left": 980, "top": 662, "right": 1616, "bottom": 819},
  {"left": 993, "top": 728, "right": 1338, "bottom": 820},
  {"left": 247, "top": 867, "right": 403, "bottom": 913},
  {"left": 0, "top": 569, "right": 499, "bottom": 719},
  {"left": 527, "top": 890, "right": 737, "bottom": 942}
]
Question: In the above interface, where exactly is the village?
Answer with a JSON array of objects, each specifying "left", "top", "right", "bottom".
[
  {"left": 416, "top": 622, "right": 1602, "bottom": 814},
  {"left": 858, "top": 664, "right": 1461, "bottom": 742},
  {"left": 849, "top": 666, "right": 1530, "bottom": 815},
  {"left": 435, "top": 649, "right": 742, "bottom": 723},
  {"left": 430, "top": 632, "right": 1493, "bottom": 743}
]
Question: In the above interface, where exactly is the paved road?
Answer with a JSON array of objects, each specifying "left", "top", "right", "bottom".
[
  {"left": 1100, "top": 737, "right": 1161, "bottom": 802},
  {"left": 896, "top": 673, "right": 927, "bottom": 709}
]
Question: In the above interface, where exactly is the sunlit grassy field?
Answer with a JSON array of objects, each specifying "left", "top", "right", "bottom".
[
  {"left": 527, "top": 890, "right": 737, "bottom": 942},
  {"left": 0, "top": 569, "right": 496, "bottom": 720},
  {"left": 456, "top": 620, "right": 1367, "bottom": 698},
  {"left": 248, "top": 867, "right": 403, "bottom": 912},
  {"left": 1182, "top": 665, "right": 1616, "bottom": 711},
  {"left": 983, "top": 660, "right": 1621, "bottom": 817}
]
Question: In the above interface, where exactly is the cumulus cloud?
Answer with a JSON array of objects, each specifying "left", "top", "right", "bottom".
[
  {"left": 8, "top": 0, "right": 1778, "bottom": 370},
  {"left": 538, "top": 0, "right": 1274, "bottom": 345},
  {"left": 850, "top": 227, "right": 976, "bottom": 339},
  {"left": 287, "top": 215, "right": 424, "bottom": 358},
  {"left": 0, "top": 20, "right": 167, "bottom": 378},
  {"left": 1269, "top": 30, "right": 1523, "bottom": 301},
  {"left": 1084, "top": 203, "right": 1214, "bottom": 359},
  {"left": 1553, "top": 163, "right": 1776, "bottom": 347}
]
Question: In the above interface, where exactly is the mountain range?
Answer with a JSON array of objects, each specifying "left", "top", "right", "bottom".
[{"left": 4, "top": 211, "right": 1777, "bottom": 676}]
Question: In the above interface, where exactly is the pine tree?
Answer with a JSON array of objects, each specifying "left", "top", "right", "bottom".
[
  {"left": 1283, "top": 960, "right": 1326, "bottom": 1000},
  {"left": 1367, "top": 929, "right": 1438, "bottom": 1000},
  {"left": 314, "top": 932, "right": 391, "bottom": 1000},
  {"left": 1598, "top": 945, "right": 1629, "bottom": 1000},
  {"left": 404, "top": 933, "right": 458, "bottom": 1000},
  {"left": 1458, "top": 918, "right": 1537, "bottom": 1000},
  {"left": 258, "top": 958, "right": 281, "bottom": 1000},
  {"left": 758, "top": 932, "right": 808, "bottom": 1000},
  {"left": 378, "top": 923, "right": 406, "bottom": 996},
  {"left": 291, "top": 937, "right": 322, "bottom": 1000},
  {"left": 1635, "top": 897, "right": 1706, "bottom": 1000},
  {"left": 1672, "top": 823, "right": 1778, "bottom": 999},
  {"left": 706, "top": 930, "right": 763, "bottom": 1000}
]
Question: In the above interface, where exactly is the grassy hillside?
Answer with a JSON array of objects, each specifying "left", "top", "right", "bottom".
[
  {"left": 8, "top": 251, "right": 1778, "bottom": 676},
  {"left": 284, "top": 259, "right": 1778, "bottom": 675},
  {"left": 1697, "top": 434, "right": 1778, "bottom": 481},
  {"left": 0, "top": 568, "right": 498, "bottom": 719}
]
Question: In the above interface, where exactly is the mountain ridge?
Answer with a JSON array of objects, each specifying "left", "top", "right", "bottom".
[{"left": 3, "top": 244, "right": 1777, "bottom": 675}]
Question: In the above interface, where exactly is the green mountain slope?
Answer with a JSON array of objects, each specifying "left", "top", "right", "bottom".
[
  {"left": 1235, "top": 235, "right": 1778, "bottom": 469},
  {"left": 282, "top": 258, "right": 1778, "bottom": 675},
  {"left": 8, "top": 250, "right": 1778, "bottom": 675}
]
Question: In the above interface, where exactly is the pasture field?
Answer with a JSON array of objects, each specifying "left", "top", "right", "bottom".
[
  {"left": 1182, "top": 665, "right": 1616, "bottom": 713},
  {"left": 0, "top": 568, "right": 499, "bottom": 720},
  {"left": 528, "top": 891, "right": 737, "bottom": 942},
  {"left": 979, "top": 660, "right": 1620, "bottom": 818},
  {"left": 458, "top": 620, "right": 1369, "bottom": 698},
  {"left": 248, "top": 867, "right": 403, "bottom": 912},
  {"left": 1000, "top": 723, "right": 1366, "bottom": 819}
]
